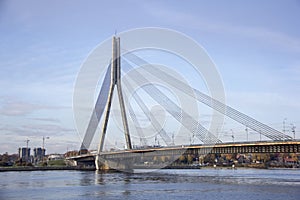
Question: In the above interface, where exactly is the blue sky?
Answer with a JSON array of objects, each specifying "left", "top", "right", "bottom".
[{"left": 0, "top": 0, "right": 300, "bottom": 154}]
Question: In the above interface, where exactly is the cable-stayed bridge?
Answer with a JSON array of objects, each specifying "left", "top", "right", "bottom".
[{"left": 69, "top": 36, "right": 299, "bottom": 171}]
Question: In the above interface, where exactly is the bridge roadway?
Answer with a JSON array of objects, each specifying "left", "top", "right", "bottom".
[{"left": 67, "top": 140, "right": 300, "bottom": 167}]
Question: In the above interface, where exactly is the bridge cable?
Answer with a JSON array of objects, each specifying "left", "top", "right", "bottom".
[
  {"left": 124, "top": 53, "right": 292, "bottom": 141},
  {"left": 122, "top": 71, "right": 173, "bottom": 146},
  {"left": 122, "top": 59, "right": 221, "bottom": 145}
]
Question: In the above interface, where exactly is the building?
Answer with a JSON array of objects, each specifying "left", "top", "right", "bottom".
[
  {"left": 48, "top": 154, "right": 64, "bottom": 161},
  {"left": 34, "top": 147, "right": 46, "bottom": 161},
  {"left": 18, "top": 147, "right": 30, "bottom": 162}
]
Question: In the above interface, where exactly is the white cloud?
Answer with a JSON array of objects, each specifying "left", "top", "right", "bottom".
[
  {"left": 29, "top": 117, "right": 61, "bottom": 123},
  {"left": 0, "top": 100, "right": 69, "bottom": 116},
  {"left": 142, "top": 2, "right": 300, "bottom": 54},
  {"left": 0, "top": 123, "right": 75, "bottom": 137},
  {"left": 0, "top": 101, "right": 42, "bottom": 116},
  {"left": 0, "top": 123, "right": 79, "bottom": 154}
]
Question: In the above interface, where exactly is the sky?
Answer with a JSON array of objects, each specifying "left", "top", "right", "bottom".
[{"left": 0, "top": 0, "right": 300, "bottom": 154}]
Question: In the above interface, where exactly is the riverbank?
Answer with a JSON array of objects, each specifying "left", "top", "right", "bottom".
[
  {"left": 0, "top": 166, "right": 96, "bottom": 172},
  {"left": 2, "top": 165, "right": 299, "bottom": 172}
]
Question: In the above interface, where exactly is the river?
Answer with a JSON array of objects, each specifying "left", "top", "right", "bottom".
[{"left": 0, "top": 168, "right": 299, "bottom": 200}]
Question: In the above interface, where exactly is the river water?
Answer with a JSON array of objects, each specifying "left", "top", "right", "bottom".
[{"left": 0, "top": 168, "right": 299, "bottom": 200}]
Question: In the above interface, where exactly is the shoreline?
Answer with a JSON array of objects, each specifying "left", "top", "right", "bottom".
[
  {"left": 0, "top": 166, "right": 96, "bottom": 172},
  {"left": 1, "top": 165, "right": 299, "bottom": 172}
]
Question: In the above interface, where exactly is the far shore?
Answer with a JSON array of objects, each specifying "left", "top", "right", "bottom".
[
  {"left": 0, "top": 166, "right": 96, "bottom": 172},
  {"left": 1, "top": 165, "right": 299, "bottom": 172}
]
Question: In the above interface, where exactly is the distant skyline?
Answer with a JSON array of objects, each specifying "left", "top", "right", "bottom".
[{"left": 0, "top": 0, "right": 300, "bottom": 154}]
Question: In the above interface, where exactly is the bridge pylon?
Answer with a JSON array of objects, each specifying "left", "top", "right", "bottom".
[{"left": 96, "top": 37, "right": 132, "bottom": 169}]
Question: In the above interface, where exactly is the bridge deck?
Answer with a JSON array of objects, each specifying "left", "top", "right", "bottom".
[{"left": 68, "top": 140, "right": 300, "bottom": 161}]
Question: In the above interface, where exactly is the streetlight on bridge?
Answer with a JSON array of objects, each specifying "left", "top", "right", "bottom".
[
  {"left": 259, "top": 130, "right": 262, "bottom": 141},
  {"left": 283, "top": 118, "right": 287, "bottom": 141},
  {"left": 291, "top": 124, "right": 296, "bottom": 140},
  {"left": 245, "top": 127, "right": 249, "bottom": 142}
]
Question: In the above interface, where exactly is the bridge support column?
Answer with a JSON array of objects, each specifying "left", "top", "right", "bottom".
[
  {"left": 97, "top": 37, "right": 132, "bottom": 157},
  {"left": 96, "top": 154, "right": 133, "bottom": 172},
  {"left": 95, "top": 155, "right": 110, "bottom": 170}
]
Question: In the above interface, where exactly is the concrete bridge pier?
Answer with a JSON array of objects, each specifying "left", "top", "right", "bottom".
[
  {"left": 95, "top": 156, "right": 110, "bottom": 170},
  {"left": 96, "top": 154, "right": 133, "bottom": 172}
]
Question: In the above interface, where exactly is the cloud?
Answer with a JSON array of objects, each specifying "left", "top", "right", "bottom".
[
  {"left": 0, "top": 101, "right": 41, "bottom": 116},
  {"left": 0, "top": 123, "right": 79, "bottom": 154},
  {"left": 29, "top": 117, "right": 61, "bottom": 123},
  {"left": 142, "top": 2, "right": 300, "bottom": 54},
  {"left": 220, "top": 25, "right": 300, "bottom": 54},
  {"left": 276, "top": 64, "right": 300, "bottom": 83},
  {"left": 0, "top": 100, "right": 69, "bottom": 116},
  {"left": 22, "top": 124, "right": 75, "bottom": 136},
  {"left": 227, "top": 91, "right": 300, "bottom": 109},
  {"left": 0, "top": 123, "right": 75, "bottom": 137}
]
